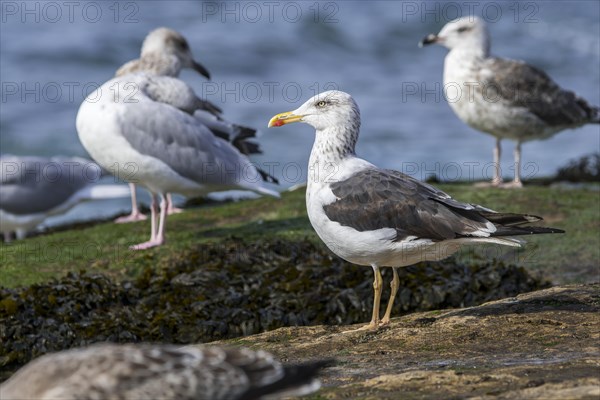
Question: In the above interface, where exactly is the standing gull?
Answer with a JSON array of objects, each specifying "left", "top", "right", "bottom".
[
  {"left": 76, "top": 72, "right": 279, "bottom": 250},
  {"left": 0, "top": 343, "right": 330, "bottom": 400},
  {"left": 420, "top": 16, "right": 599, "bottom": 188},
  {"left": 114, "top": 27, "right": 268, "bottom": 222},
  {"left": 268, "top": 91, "right": 563, "bottom": 331},
  {"left": 0, "top": 155, "right": 129, "bottom": 242}
]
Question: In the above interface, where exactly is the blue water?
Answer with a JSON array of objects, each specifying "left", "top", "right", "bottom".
[{"left": 1, "top": 1, "right": 599, "bottom": 226}]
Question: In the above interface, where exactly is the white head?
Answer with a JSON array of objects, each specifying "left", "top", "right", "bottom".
[
  {"left": 268, "top": 91, "right": 361, "bottom": 159},
  {"left": 268, "top": 91, "right": 360, "bottom": 132},
  {"left": 140, "top": 27, "right": 211, "bottom": 79},
  {"left": 420, "top": 16, "right": 490, "bottom": 56}
]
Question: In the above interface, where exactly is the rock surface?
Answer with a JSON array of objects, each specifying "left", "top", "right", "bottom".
[{"left": 216, "top": 284, "right": 600, "bottom": 399}]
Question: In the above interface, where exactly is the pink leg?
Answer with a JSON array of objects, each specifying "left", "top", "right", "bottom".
[
  {"left": 166, "top": 193, "right": 184, "bottom": 215},
  {"left": 115, "top": 183, "right": 148, "bottom": 223},
  {"left": 492, "top": 137, "right": 503, "bottom": 186},
  {"left": 150, "top": 194, "right": 158, "bottom": 241},
  {"left": 155, "top": 193, "right": 168, "bottom": 244},
  {"left": 500, "top": 141, "right": 524, "bottom": 189},
  {"left": 130, "top": 193, "right": 165, "bottom": 250},
  {"left": 474, "top": 138, "right": 503, "bottom": 188}
]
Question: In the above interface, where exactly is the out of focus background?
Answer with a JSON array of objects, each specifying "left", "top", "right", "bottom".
[{"left": 1, "top": 0, "right": 599, "bottom": 225}]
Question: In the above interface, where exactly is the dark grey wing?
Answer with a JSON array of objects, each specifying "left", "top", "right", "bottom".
[
  {"left": 0, "top": 156, "right": 99, "bottom": 215},
  {"left": 323, "top": 169, "right": 563, "bottom": 242},
  {"left": 481, "top": 57, "right": 598, "bottom": 126},
  {"left": 323, "top": 169, "right": 494, "bottom": 242}
]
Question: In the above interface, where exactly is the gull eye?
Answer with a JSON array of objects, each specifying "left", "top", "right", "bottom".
[
  {"left": 177, "top": 39, "right": 189, "bottom": 50},
  {"left": 457, "top": 26, "right": 470, "bottom": 33},
  {"left": 316, "top": 101, "right": 327, "bottom": 108}
]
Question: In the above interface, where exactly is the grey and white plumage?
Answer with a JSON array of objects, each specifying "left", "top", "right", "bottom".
[
  {"left": 0, "top": 343, "right": 330, "bottom": 400},
  {"left": 420, "top": 16, "right": 599, "bottom": 187},
  {"left": 76, "top": 72, "right": 279, "bottom": 249},
  {"left": 268, "top": 90, "right": 563, "bottom": 330},
  {"left": 116, "top": 27, "right": 261, "bottom": 156},
  {"left": 0, "top": 155, "right": 129, "bottom": 241},
  {"left": 113, "top": 27, "right": 272, "bottom": 224}
]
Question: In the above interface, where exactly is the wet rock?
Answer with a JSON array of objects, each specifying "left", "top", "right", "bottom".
[{"left": 217, "top": 284, "right": 599, "bottom": 399}]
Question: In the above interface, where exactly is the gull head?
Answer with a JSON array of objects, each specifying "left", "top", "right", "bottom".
[
  {"left": 141, "top": 27, "right": 211, "bottom": 79},
  {"left": 419, "top": 16, "right": 490, "bottom": 54},
  {"left": 268, "top": 90, "right": 360, "bottom": 132}
]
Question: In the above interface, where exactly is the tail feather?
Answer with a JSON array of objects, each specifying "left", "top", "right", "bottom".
[
  {"left": 591, "top": 106, "right": 600, "bottom": 124},
  {"left": 237, "top": 360, "right": 333, "bottom": 400},
  {"left": 257, "top": 167, "right": 279, "bottom": 185},
  {"left": 232, "top": 125, "right": 259, "bottom": 142},
  {"left": 193, "top": 109, "right": 263, "bottom": 155},
  {"left": 230, "top": 124, "right": 261, "bottom": 155},
  {"left": 480, "top": 212, "right": 542, "bottom": 226},
  {"left": 576, "top": 97, "right": 599, "bottom": 124},
  {"left": 492, "top": 225, "right": 565, "bottom": 237},
  {"left": 236, "top": 141, "right": 262, "bottom": 155}
]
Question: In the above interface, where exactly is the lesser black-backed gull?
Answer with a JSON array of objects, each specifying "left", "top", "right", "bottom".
[
  {"left": 0, "top": 343, "right": 330, "bottom": 400},
  {"left": 268, "top": 90, "right": 563, "bottom": 331},
  {"left": 0, "top": 155, "right": 129, "bottom": 242},
  {"left": 76, "top": 73, "right": 279, "bottom": 250},
  {"left": 420, "top": 16, "right": 599, "bottom": 188},
  {"left": 114, "top": 27, "right": 269, "bottom": 223}
]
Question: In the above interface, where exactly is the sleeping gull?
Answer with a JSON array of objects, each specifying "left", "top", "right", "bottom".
[
  {"left": 76, "top": 72, "right": 279, "bottom": 250},
  {"left": 0, "top": 155, "right": 129, "bottom": 242},
  {"left": 268, "top": 90, "right": 563, "bottom": 331},
  {"left": 114, "top": 27, "right": 268, "bottom": 222},
  {"left": 0, "top": 343, "right": 330, "bottom": 400},
  {"left": 420, "top": 16, "right": 599, "bottom": 188}
]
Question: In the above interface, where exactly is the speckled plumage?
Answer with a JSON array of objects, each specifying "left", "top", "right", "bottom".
[
  {"left": 0, "top": 344, "right": 328, "bottom": 400},
  {"left": 422, "top": 16, "right": 599, "bottom": 186}
]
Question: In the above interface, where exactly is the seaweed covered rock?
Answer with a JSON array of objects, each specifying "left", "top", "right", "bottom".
[
  {"left": 0, "top": 237, "right": 548, "bottom": 381},
  {"left": 555, "top": 153, "right": 600, "bottom": 183}
]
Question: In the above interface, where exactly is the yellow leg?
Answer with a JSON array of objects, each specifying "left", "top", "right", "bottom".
[
  {"left": 344, "top": 265, "right": 383, "bottom": 333},
  {"left": 381, "top": 267, "right": 400, "bottom": 326}
]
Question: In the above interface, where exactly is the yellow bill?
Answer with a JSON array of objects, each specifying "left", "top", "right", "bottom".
[{"left": 268, "top": 111, "right": 304, "bottom": 128}]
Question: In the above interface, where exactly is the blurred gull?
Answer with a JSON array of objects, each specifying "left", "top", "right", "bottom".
[
  {"left": 269, "top": 90, "right": 563, "bottom": 331},
  {"left": 0, "top": 155, "right": 129, "bottom": 242},
  {"left": 76, "top": 73, "right": 279, "bottom": 250},
  {"left": 0, "top": 343, "right": 330, "bottom": 400},
  {"left": 420, "top": 16, "right": 600, "bottom": 188},
  {"left": 114, "top": 27, "right": 271, "bottom": 222}
]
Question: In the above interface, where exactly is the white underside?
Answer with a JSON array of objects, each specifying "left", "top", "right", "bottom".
[
  {"left": 307, "top": 156, "right": 521, "bottom": 268},
  {"left": 76, "top": 75, "right": 279, "bottom": 199}
]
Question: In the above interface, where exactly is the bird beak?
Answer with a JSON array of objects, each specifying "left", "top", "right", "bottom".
[
  {"left": 192, "top": 60, "right": 211, "bottom": 79},
  {"left": 268, "top": 111, "right": 304, "bottom": 128},
  {"left": 419, "top": 33, "right": 440, "bottom": 47}
]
